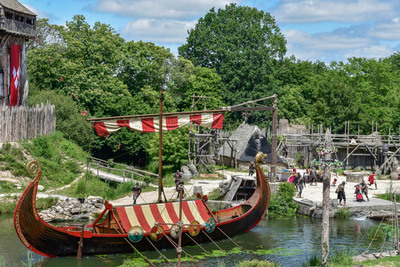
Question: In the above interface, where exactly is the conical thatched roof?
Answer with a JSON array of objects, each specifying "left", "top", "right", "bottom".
[{"left": 219, "top": 123, "right": 284, "bottom": 163}]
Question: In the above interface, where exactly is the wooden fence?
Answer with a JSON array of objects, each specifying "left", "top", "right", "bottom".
[{"left": 0, "top": 104, "right": 56, "bottom": 142}]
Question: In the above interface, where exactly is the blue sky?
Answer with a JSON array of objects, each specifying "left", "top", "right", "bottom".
[{"left": 20, "top": 0, "right": 400, "bottom": 63}]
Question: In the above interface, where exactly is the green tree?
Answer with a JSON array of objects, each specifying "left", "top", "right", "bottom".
[
  {"left": 27, "top": 90, "right": 92, "bottom": 149},
  {"left": 179, "top": 4, "right": 287, "bottom": 107}
]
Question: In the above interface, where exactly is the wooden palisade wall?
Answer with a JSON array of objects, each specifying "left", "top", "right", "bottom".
[{"left": 0, "top": 103, "right": 55, "bottom": 142}]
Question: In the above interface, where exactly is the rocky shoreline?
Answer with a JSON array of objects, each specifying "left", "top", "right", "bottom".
[{"left": 39, "top": 196, "right": 105, "bottom": 222}]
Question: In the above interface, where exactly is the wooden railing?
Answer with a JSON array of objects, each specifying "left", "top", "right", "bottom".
[
  {"left": 0, "top": 104, "right": 56, "bottom": 142},
  {"left": 89, "top": 156, "right": 157, "bottom": 184}
]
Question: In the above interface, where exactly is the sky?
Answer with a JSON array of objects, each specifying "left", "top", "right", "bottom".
[{"left": 19, "top": 0, "right": 400, "bottom": 63}]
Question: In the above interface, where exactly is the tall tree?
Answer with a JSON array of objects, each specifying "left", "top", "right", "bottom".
[{"left": 179, "top": 4, "right": 286, "bottom": 107}]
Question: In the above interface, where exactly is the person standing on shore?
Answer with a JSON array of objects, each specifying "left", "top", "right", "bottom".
[
  {"left": 310, "top": 167, "right": 317, "bottom": 186},
  {"left": 132, "top": 182, "right": 142, "bottom": 205},
  {"left": 336, "top": 181, "right": 346, "bottom": 206},
  {"left": 249, "top": 162, "right": 255, "bottom": 176},
  {"left": 359, "top": 180, "right": 369, "bottom": 201}
]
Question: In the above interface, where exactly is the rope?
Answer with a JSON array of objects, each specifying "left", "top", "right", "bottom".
[
  {"left": 184, "top": 232, "right": 210, "bottom": 254},
  {"left": 363, "top": 215, "right": 386, "bottom": 255},
  {"left": 145, "top": 236, "right": 171, "bottom": 263},
  {"left": 217, "top": 227, "right": 241, "bottom": 248},
  {"left": 203, "top": 231, "right": 225, "bottom": 252},
  {"left": 111, "top": 226, "right": 155, "bottom": 266},
  {"left": 162, "top": 233, "right": 195, "bottom": 260}
]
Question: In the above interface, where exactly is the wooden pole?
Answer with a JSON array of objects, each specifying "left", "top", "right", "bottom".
[
  {"left": 157, "top": 90, "right": 164, "bottom": 203},
  {"left": 270, "top": 95, "right": 278, "bottom": 183},
  {"left": 394, "top": 192, "right": 399, "bottom": 252},
  {"left": 321, "top": 128, "right": 332, "bottom": 266},
  {"left": 177, "top": 184, "right": 184, "bottom": 266}
]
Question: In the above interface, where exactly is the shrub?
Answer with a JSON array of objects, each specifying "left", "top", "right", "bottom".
[
  {"left": 28, "top": 90, "right": 92, "bottom": 149},
  {"left": 334, "top": 207, "right": 351, "bottom": 219},
  {"left": 235, "top": 259, "right": 277, "bottom": 267},
  {"left": 368, "top": 223, "right": 396, "bottom": 240},
  {"left": 268, "top": 182, "right": 298, "bottom": 217}
]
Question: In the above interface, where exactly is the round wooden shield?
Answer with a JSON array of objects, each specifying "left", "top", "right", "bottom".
[
  {"left": 169, "top": 224, "right": 180, "bottom": 239},
  {"left": 128, "top": 226, "right": 144, "bottom": 242},
  {"left": 150, "top": 225, "right": 164, "bottom": 241},
  {"left": 205, "top": 217, "right": 216, "bottom": 233},
  {"left": 188, "top": 220, "right": 200, "bottom": 237}
]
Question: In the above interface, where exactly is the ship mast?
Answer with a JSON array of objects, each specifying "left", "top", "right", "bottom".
[{"left": 158, "top": 89, "right": 165, "bottom": 202}]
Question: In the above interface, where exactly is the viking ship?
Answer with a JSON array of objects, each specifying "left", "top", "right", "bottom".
[
  {"left": 15, "top": 105, "right": 272, "bottom": 257},
  {"left": 14, "top": 153, "right": 270, "bottom": 257}
]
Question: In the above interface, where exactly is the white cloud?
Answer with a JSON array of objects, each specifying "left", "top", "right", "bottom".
[
  {"left": 285, "top": 29, "right": 372, "bottom": 51},
  {"left": 23, "top": 4, "right": 53, "bottom": 20},
  {"left": 343, "top": 45, "right": 394, "bottom": 59},
  {"left": 92, "top": 0, "right": 239, "bottom": 19},
  {"left": 275, "top": 0, "right": 395, "bottom": 23},
  {"left": 284, "top": 29, "right": 394, "bottom": 61},
  {"left": 369, "top": 17, "right": 400, "bottom": 40},
  {"left": 122, "top": 19, "right": 196, "bottom": 43}
]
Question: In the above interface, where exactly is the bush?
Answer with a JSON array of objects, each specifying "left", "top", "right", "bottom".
[
  {"left": 368, "top": 223, "right": 396, "bottom": 240},
  {"left": 334, "top": 207, "right": 351, "bottom": 219},
  {"left": 268, "top": 182, "right": 298, "bottom": 218},
  {"left": 235, "top": 259, "right": 277, "bottom": 267},
  {"left": 28, "top": 90, "right": 92, "bottom": 150}
]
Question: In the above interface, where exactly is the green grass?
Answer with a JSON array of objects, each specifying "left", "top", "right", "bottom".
[
  {"left": 0, "top": 197, "right": 59, "bottom": 215},
  {"left": 334, "top": 207, "right": 351, "bottom": 219},
  {"left": 57, "top": 172, "right": 157, "bottom": 200},
  {"left": 302, "top": 248, "right": 354, "bottom": 267},
  {"left": 235, "top": 259, "right": 278, "bottom": 267},
  {"left": 0, "top": 201, "right": 17, "bottom": 215}
]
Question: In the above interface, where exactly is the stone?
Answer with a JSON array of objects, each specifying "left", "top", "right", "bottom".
[
  {"left": 346, "top": 173, "right": 363, "bottom": 183},
  {"left": 38, "top": 185, "right": 44, "bottom": 191}
]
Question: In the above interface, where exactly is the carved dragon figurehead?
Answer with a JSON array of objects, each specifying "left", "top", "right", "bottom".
[{"left": 255, "top": 152, "right": 267, "bottom": 165}]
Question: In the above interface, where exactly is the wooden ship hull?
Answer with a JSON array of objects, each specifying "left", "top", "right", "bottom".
[{"left": 14, "top": 162, "right": 270, "bottom": 257}]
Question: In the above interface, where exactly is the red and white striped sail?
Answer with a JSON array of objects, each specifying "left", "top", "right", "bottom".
[{"left": 93, "top": 113, "right": 224, "bottom": 137}]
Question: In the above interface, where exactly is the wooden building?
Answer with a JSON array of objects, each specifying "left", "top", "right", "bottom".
[{"left": 0, "top": 0, "right": 36, "bottom": 106}]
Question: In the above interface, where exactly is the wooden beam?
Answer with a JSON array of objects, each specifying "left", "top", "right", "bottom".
[{"left": 229, "top": 106, "right": 275, "bottom": 112}]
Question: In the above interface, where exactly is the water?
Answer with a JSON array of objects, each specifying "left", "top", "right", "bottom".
[{"left": 0, "top": 214, "right": 391, "bottom": 266}]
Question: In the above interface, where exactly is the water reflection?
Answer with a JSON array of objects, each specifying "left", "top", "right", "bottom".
[{"left": 0, "top": 214, "right": 392, "bottom": 267}]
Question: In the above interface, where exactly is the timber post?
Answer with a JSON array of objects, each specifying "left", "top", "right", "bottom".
[
  {"left": 321, "top": 128, "right": 332, "bottom": 266},
  {"left": 270, "top": 94, "right": 278, "bottom": 182},
  {"left": 394, "top": 192, "right": 399, "bottom": 252}
]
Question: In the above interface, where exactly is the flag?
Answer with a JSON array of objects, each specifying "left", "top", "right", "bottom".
[
  {"left": 81, "top": 110, "right": 87, "bottom": 116},
  {"left": 35, "top": 36, "right": 39, "bottom": 43},
  {"left": 60, "top": 76, "right": 64, "bottom": 82},
  {"left": 10, "top": 45, "right": 20, "bottom": 107},
  {"left": 117, "top": 143, "right": 121, "bottom": 150}
]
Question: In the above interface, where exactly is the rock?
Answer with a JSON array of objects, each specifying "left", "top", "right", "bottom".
[
  {"left": 38, "top": 185, "right": 44, "bottom": 191},
  {"left": 346, "top": 173, "right": 363, "bottom": 183},
  {"left": 94, "top": 203, "right": 104, "bottom": 209}
]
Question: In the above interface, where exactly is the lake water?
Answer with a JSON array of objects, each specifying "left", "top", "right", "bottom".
[{"left": 0, "top": 214, "right": 391, "bottom": 266}]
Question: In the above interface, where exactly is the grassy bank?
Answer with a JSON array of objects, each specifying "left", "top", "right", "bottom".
[
  {"left": 0, "top": 132, "right": 87, "bottom": 193},
  {"left": 0, "top": 197, "right": 59, "bottom": 215}
]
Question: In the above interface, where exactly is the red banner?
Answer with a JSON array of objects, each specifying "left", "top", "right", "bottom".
[{"left": 10, "top": 45, "right": 20, "bottom": 107}]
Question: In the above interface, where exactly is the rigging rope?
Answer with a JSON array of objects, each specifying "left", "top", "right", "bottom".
[
  {"left": 184, "top": 232, "right": 210, "bottom": 254},
  {"left": 112, "top": 226, "right": 156, "bottom": 266},
  {"left": 145, "top": 236, "right": 171, "bottom": 263},
  {"left": 363, "top": 215, "right": 386, "bottom": 255}
]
